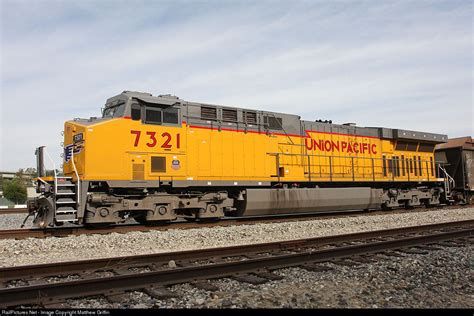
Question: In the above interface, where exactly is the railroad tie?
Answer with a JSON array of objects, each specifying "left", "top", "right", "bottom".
[
  {"left": 350, "top": 256, "right": 377, "bottom": 264},
  {"left": 192, "top": 281, "right": 220, "bottom": 292},
  {"left": 330, "top": 259, "right": 358, "bottom": 267},
  {"left": 232, "top": 274, "right": 269, "bottom": 285},
  {"left": 300, "top": 264, "right": 334, "bottom": 272},
  {"left": 381, "top": 251, "right": 406, "bottom": 257},
  {"left": 42, "top": 300, "right": 68, "bottom": 309},
  {"left": 105, "top": 291, "right": 129, "bottom": 303},
  {"left": 254, "top": 271, "right": 285, "bottom": 281},
  {"left": 397, "top": 248, "right": 429, "bottom": 255},
  {"left": 414, "top": 245, "right": 444, "bottom": 251},
  {"left": 435, "top": 242, "right": 461, "bottom": 247},
  {"left": 143, "top": 287, "right": 177, "bottom": 300}
]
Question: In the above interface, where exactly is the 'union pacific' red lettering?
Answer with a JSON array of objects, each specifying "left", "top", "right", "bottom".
[{"left": 305, "top": 138, "right": 377, "bottom": 155}]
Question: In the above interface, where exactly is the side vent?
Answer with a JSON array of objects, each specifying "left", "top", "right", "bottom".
[
  {"left": 264, "top": 116, "right": 283, "bottom": 130},
  {"left": 201, "top": 106, "right": 217, "bottom": 120},
  {"left": 244, "top": 111, "right": 257, "bottom": 124},
  {"left": 222, "top": 109, "right": 237, "bottom": 122}
]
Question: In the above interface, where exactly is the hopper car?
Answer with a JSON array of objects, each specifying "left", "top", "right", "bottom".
[{"left": 435, "top": 136, "right": 474, "bottom": 204}]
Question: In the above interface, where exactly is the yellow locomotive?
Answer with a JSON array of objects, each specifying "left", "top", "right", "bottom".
[{"left": 28, "top": 91, "right": 449, "bottom": 227}]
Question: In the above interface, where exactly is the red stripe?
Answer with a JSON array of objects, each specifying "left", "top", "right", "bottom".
[
  {"left": 306, "top": 130, "right": 379, "bottom": 139},
  {"left": 189, "top": 124, "right": 379, "bottom": 139}
]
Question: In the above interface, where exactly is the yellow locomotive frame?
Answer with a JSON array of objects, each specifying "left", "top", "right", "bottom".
[{"left": 63, "top": 117, "right": 443, "bottom": 185}]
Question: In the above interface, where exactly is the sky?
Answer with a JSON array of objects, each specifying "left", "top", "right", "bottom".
[{"left": 0, "top": 0, "right": 472, "bottom": 171}]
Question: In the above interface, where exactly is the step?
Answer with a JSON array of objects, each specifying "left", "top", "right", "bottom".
[
  {"left": 55, "top": 218, "right": 78, "bottom": 223},
  {"left": 56, "top": 207, "right": 77, "bottom": 215},
  {"left": 56, "top": 211, "right": 77, "bottom": 215},
  {"left": 56, "top": 190, "right": 75, "bottom": 196},
  {"left": 55, "top": 213, "right": 78, "bottom": 221},
  {"left": 55, "top": 213, "right": 77, "bottom": 221},
  {"left": 56, "top": 178, "right": 74, "bottom": 185},
  {"left": 57, "top": 183, "right": 76, "bottom": 187},
  {"left": 56, "top": 198, "right": 76, "bottom": 204}
]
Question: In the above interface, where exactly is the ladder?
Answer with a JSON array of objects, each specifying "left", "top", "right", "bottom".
[
  {"left": 39, "top": 146, "right": 80, "bottom": 225},
  {"left": 53, "top": 176, "right": 79, "bottom": 223}
]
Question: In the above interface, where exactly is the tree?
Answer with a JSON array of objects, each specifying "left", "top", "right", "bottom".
[{"left": 3, "top": 177, "right": 27, "bottom": 204}]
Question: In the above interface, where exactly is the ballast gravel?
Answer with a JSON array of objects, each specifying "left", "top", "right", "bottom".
[
  {"left": 63, "top": 243, "right": 472, "bottom": 308},
  {"left": 0, "top": 213, "right": 32, "bottom": 230},
  {"left": 0, "top": 207, "right": 472, "bottom": 267}
]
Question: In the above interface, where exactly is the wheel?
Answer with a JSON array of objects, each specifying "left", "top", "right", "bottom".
[{"left": 134, "top": 215, "right": 147, "bottom": 225}]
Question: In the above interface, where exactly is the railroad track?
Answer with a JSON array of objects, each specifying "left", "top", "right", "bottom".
[
  {"left": 1, "top": 204, "right": 470, "bottom": 240},
  {"left": 0, "top": 212, "right": 363, "bottom": 240},
  {"left": 0, "top": 219, "right": 472, "bottom": 308},
  {"left": 0, "top": 208, "right": 27, "bottom": 215}
]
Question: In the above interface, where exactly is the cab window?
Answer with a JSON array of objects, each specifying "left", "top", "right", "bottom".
[
  {"left": 144, "top": 107, "right": 162, "bottom": 125},
  {"left": 163, "top": 107, "right": 179, "bottom": 124},
  {"left": 131, "top": 103, "right": 141, "bottom": 120},
  {"left": 143, "top": 105, "right": 180, "bottom": 125},
  {"left": 103, "top": 103, "right": 126, "bottom": 118}
]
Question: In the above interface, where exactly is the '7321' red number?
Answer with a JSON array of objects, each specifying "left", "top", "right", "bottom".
[{"left": 131, "top": 130, "right": 180, "bottom": 149}]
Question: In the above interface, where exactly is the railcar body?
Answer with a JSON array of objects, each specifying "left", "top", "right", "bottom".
[{"left": 28, "top": 91, "right": 449, "bottom": 227}]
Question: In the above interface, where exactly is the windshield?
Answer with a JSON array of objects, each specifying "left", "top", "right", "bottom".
[{"left": 103, "top": 103, "right": 126, "bottom": 118}]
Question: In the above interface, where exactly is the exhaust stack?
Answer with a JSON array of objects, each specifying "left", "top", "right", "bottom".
[{"left": 36, "top": 146, "right": 46, "bottom": 178}]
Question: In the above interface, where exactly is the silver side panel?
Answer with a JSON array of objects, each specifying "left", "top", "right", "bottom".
[
  {"left": 243, "top": 187, "right": 383, "bottom": 216},
  {"left": 172, "top": 180, "right": 271, "bottom": 188},
  {"left": 106, "top": 180, "right": 160, "bottom": 188},
  {"left": 393, "top": 129, "right": 448, "bottom": 143}
]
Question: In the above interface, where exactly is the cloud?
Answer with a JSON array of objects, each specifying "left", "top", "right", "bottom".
[{"left": 0, "top": 0, "right": 472, "bottom": 170}]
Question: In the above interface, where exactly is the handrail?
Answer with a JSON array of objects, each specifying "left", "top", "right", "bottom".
[
  {"left": 36, "top": 177, "right": 48, "bottom": 185},
  {"left": 268, "top": 112, "right": 295, "bottom": 145},
  {"left": 437, "top": 164, "right": 455, "bottom": 200},
  {"left": 70, "top": 146, "right": 81, "bottom": 208},
  {"left": 267, "top": 151, "right": 436, "bottom": 163},
  {"left": 269, "top": 152, "right": 438, "bottom": 183}
]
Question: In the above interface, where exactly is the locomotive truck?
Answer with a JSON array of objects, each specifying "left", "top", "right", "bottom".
[{"left": 28, "top": 91, "right": 451, "bottom": 227}]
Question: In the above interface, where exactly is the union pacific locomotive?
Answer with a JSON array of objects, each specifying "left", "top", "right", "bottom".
[{"left": 28, "top": 91, "right": 451, "bottom": 227}]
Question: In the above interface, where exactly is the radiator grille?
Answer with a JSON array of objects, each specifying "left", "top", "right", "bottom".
[
  {"left": 201, "top": 106, "right": 217, "bottom": 120},
  {"left": 222, "top": 109, "right": 237, "bottom": 122},
  {"left": 244, "top": 111, "right": 257, "bottom": 124}
]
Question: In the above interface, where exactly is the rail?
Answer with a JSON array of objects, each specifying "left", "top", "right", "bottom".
[{"left": 1, "top": 204, "right": 469, "bottom": 240}]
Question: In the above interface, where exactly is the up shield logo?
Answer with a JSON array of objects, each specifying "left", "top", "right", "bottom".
[
  {"left": 64, "top": 144, "right": 73, "bottom": 163},
  {"left": 64, "top": 144, "right": 82, "bottom": 163},
  {"left": 172, "top": 159, "right": 181, "bottom": 170}
]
